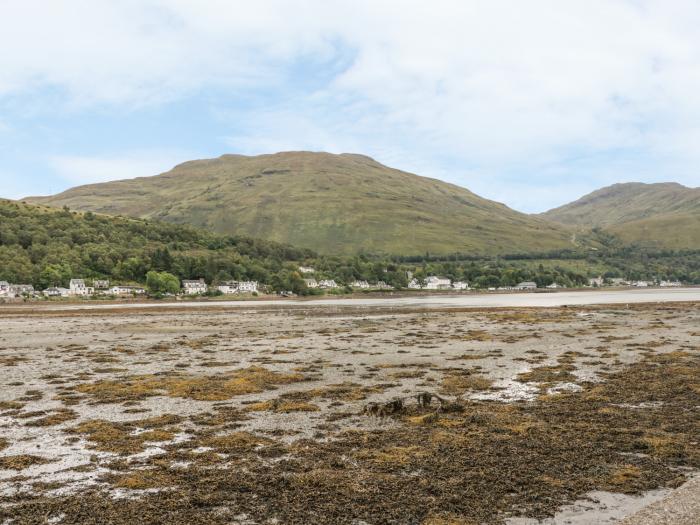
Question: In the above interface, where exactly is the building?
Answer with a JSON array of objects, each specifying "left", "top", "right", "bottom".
[
  {"left": 424, "top": 276, "right": 452, "bottom": 290},
  {"left": 375, "top": 281, "right": 393, "bottom": 290},
  {"left": 408, "top": 278, "right": 422, "bottom": 289},
  {"left": 69, "top": 279, "right": 92, "bottom": 296},
  {"left": 452, "top": 281, "right": 469, "bottom": 290},
  {"left": 298, "top": 266, "right": 315, "bottom": 274},
  {"left": 659, "top": 280, "right": 682, "bottom": 287},
  {"left": 632, "top": 280, "right": 650, "bottom": 287},
  {"left": 183, "top": 279, "right": 208, "bottom": 295},
  {"left": 238, "top": 281, "right": 258, "bottom": 293},
  {"left": 0, "top": 281, "right": 9, "bottom": 297},
  {"left": 303, "top": 278, "right": 319, "bottom": 289},
  {"left": 610, "top": 278, "right": 629, "bottom": 286},
  {"left": 546, "top": 283, "right": 562, "bottom": 289},
  {"left": 515, "top": 281, "right": 537, "bottom": 290},
  {"left": 588, "top": 276, "right": 604, "bottom": 287},
  {"left": 93, "top": 279, "right": 110, "bottom": 290},
  {"left": 352, "top": 280, "right": 370, "bottom": 289},
  {"left": 43, "top": 287, "right": 70, "bottom": 298},
  {"left": 9, "top": 284, "right": 35, "bottom": 297},
  {"left": 108, "top": 285, "right": 146, "bottom": 296},
  {"left": 318, "top": 279, "right": 339, "bottom": 289},
  {"left": 217, "top": 281, "right": 239, "bottom": 295}
]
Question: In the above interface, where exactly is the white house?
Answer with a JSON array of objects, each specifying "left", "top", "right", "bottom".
[
  {"left": 375, "top": 281, "right": 393, "bottom": 290},
  {"left": 217, "top": 281, "right": 239, "bottom": 295},
  {"left": 546, "top": 283, "right": 562, "bottom": 289},
  {"left": 515, "top": 281, "right": 537, "bottom": 290},
  {"left": 109, "top": 285, "right": 146, "bottom": 296},
  {"left": 69, "top": 279, "right": 92, "bottom": 296},
  {"left": 0, "top": 281, "right": 10, "bottom": 297},
  {"left": 588, "top": 276, "right": 604, "bottom": 287},
  {"left": 610, "top": 278, "right": 629, "bottom": 286},
  {"left": 408, "top": 278, "right": 422, "bottom": 289},
  {"left": 93, "top": 279, "right": 110, "bottom": 290},
  {"left": 44, "top": 287, "right": 70, "bottom": 298},
  {"left": 452, "top": 281, "right": 469, "bottom": 290},
  {"left": 659, "top": 280, "right": 682, "bottom": 287},
  {"left": 303, "top": 278, "right": 319, "bottom": 289},
  {"left": 632, "top": 280, "right": 650, "bottom": 287},
  {"left": 318, "top": 279, "right": 339, "bottom": 289},
  {"left": 298, "top": 266, "right": 315, "bottom": 274},
  {"left": 9, "top": 284, "right": 35, "bottom": 297},
  {"left": 424, "top": 276, "right": 452, "bottom": 290},
  {"left": 239, "top": 281, "right": 258, "bottom": 293},
  {"left": 352, "top": 280, "right": 370, "bottom": 289},
  {"left": 183, "top": 279, "right": 208, "bottom": 295}
]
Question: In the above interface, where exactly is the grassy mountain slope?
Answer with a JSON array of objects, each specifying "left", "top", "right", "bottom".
[
  {"left": 27, "top": 152, "right": 575, "bottom": 255},
  {"left": 541, "top": 182, "right": 700, "bottom": 249},
  {"left": 541, "top": 182, "right": 700, "bottom": 226}
]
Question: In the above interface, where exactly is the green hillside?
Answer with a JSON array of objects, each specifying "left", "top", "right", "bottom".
[
  {"left": 0, "top": 199, "right": 315, "bottom": 291},
  {"left": 27, "top": 151, "right": 575, "bottom": 255},
  {"left": 2, "top": 199, "right": 697, "bottom": 293},
  {"left": 541, "top": 182, "right": 700, "bottom": 249}
]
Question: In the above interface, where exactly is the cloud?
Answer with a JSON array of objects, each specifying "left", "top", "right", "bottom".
[
  {"left": 1, "top": 1, "right": 700, "bottom": 210},
  {"left": 48, "top": 151, "right": 191, "bottom": 186}
]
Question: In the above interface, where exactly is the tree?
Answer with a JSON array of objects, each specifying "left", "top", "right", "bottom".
[{"left": 146, "top": 271, "right": 180, "bottom": 295}]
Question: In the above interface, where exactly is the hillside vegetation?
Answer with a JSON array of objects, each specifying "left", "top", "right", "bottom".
[
  {"left": 27, "top": 151, "right": 575, "bottom": 255},
  {"left": 2, "top": 199, "right": 698, "bottom": 293},
  {"left": 541, "top": 182, "right": 700, "bottom": 249},
  {"left": 0, "top": 199, "right": 314, "bottom": 291}
]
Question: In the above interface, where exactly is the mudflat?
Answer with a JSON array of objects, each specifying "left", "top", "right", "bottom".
[{"left": 0, "top": 301, "right": 698, "bottom": 524}]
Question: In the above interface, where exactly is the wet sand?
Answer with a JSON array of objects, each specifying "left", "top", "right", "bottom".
[{"left": 0, "top": 301, "right": 697, "bottom": 523}]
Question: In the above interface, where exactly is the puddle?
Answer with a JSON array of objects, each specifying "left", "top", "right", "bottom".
[{"left": 507, "top": 487, "right": 672, "bottom": 524}]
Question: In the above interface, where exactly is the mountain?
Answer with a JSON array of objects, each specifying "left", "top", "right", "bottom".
[
  {"left": 26, "top": 152, "right": 574, "bottom": 255},
  {"left": 541, "top": 182, "right": 700, "bottom": 249}
]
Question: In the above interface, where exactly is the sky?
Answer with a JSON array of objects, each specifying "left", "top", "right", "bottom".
[{"left": 1, "top": 0, "right": 700, "bottom": 213}]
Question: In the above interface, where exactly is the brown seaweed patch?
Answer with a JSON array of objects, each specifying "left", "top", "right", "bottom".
[
  {"left": 71, "top": 418, "right": 179, "bottom": 455},
  {"left": 246, "top": 399, "right": 320, "bottom": 413},
  {"left": 72, "top": 366, "right": 307, "bottom": 403},
  {"left": 24, "top": 408, "right": 78, "bottom": 427},
  {"left": 0, "top": 455, "right": 50, "bottom": 470},
  {"left": 440, "top": 371, "right": 493, "bottom": 395}
]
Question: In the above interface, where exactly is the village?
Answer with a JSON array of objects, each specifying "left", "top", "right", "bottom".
[{"left": 0, "top": 266, "right": 684, "bottom": 301}]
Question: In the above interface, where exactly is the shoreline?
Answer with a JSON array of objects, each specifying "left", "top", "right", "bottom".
[{"left": 1, "top": 287, "right": 698, "bottom": 315}]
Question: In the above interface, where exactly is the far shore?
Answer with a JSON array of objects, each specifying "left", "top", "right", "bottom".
[{"left": 1, "top": 286, "right": 698, "bottom": 314}]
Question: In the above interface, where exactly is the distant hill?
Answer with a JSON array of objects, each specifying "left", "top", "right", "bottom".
[
  {"left": 27, "top": 151, "right": 575, "bottom": 255},
  {"left": 540, "top": 182, "right": 700, "bottom": 249}
]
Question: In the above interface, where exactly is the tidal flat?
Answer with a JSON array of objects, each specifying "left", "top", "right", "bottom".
[{"left": 0, "top": 302, "right": 698, "bottom": 524}]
